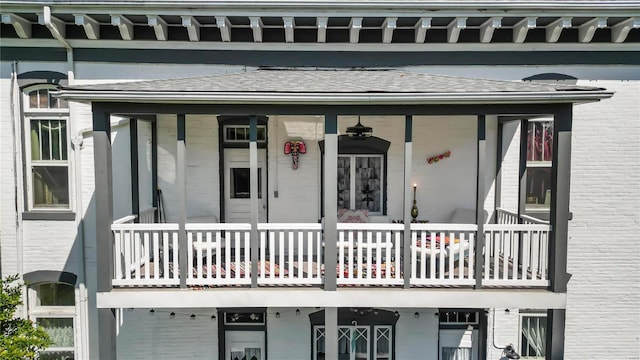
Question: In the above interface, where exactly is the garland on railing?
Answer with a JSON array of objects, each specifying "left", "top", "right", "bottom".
[{"left": 427, "top": 150, "right": 451, "bottom": 164}]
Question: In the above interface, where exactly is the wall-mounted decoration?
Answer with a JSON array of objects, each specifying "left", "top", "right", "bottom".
[
  {"left": 284, "top": 140, "right": 306, "bottom": 170},
  {"left": 427, "top": 150, "right": 451, "bottom": 164}
]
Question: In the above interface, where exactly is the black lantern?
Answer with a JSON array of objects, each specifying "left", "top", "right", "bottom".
[{"left": 346, "top": 116, "right": 373, "bottom": 139}]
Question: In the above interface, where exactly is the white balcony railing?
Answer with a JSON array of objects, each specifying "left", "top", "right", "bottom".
[
  {"left": 258, "top": 223, "right": 323, "bottom": 286},
  {"left": 187, "top": 223, "right": 252, "bottom": 286},
  {"left": 483, "top": 224, "right": 550, "bottom": 287},
  {"left": 336, "top": 223, "right": 404, "bottom": 286},
  {"left": 112, "top": 222, "right": 179, "bottom": 287},
  {"left": 410, "top": 224, "right": 477, "bottom": 286},
  {"left": 496, "top": 208, "right": 550, "bottom": 225},
  {"left": 110, "top": 219, "right": 552, "bottom": 289}
]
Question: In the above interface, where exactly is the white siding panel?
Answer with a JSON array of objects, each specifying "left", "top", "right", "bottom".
[
  {"left": 267, "top": 308, "right": 311, "bottom": 360},
  {"left": 138, "top": 120, "right": 154, "bottom": 211},
  {"left": 111, "top": 119, "right": 133, "bottom": 220},
  {"left": 117, "top": 308, "right": 218, "bottom": 359},
  {"left": 395, "top": 308, "right": 439, "bottom": 360}
]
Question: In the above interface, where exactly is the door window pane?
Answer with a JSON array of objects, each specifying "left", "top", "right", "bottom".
[
  {"left": 231, "top": 168, "right": 262, "bottom": 199},
  {"left": 442, "top": 347, "right": 472, "bottom": 360},
  {"left": 32, "top": 166, "right": 69, "bottom": 207},
  {"left": 355, "top": 157, "right": 381, "bottom": 213},
  {"left": 337, "top": 157, "right": 351, "bottom": 209}
]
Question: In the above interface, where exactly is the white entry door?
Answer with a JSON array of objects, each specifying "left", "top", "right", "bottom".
[
  {"left": 226, "top": 331, "right": 265, "bottom": 360},
  {"left": 439, "top": 329, "right": 478, "bottom": 360},
  {"left": 224, "top": 149, "right": 267, "bottom": 223}
]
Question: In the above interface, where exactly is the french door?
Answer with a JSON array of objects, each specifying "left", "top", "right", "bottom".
[{"left": 314, "top": 325, "right": 392, "bottom": 360}]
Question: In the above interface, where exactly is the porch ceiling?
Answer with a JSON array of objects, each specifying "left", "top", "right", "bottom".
[{"left": 57, "top": 68, "right": 613, "bottom": 105}]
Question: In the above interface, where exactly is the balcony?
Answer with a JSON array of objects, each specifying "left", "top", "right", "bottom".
[{"left": 111, "top": 208, "right": 550, "bottom": 289}]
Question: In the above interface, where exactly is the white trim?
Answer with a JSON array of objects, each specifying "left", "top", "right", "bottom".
[
  {"left": 55, "top": 89, "right": 614, "bottom": 105},
  {"left": 97, "top": 288, "right": 567, "bottom": 309}
]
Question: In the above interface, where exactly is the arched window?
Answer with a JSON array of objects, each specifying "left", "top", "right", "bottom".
[
  {"left": 23, "top": 85, "right": 70, "bottom": 211},
  {"left": 25, "top": 271, "right": 77, "bottom": 360}
]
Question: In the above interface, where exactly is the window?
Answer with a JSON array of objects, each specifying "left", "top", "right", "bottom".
[
  {"left": 224, "top": 125, "right": 267, "bottom": 142},
  {"left": 526, "top": 120, "right": 553, "bottom": 210},
  {"left": 29, "top": 283, "right": 76, "bottom": 360},
  {"left": 338, "top": 155, "right": 383, "bottom": 214},
  {"left": 314, "top": 325, "right": 392, "bottom": 360},
  {"left": 520, "top": 313, "right": 547, "bottom": 359},
  {"left": 24, "top": 86, "right": 70, "bottom": 210},
  {"left": 230, "top": 168, "right": 263, "bottom": 199}
]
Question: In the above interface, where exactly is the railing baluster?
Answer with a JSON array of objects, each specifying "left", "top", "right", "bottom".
[
  {"left": 260, "top": 230, "right": 266, "bottom": 280},
  {"left": 206, "top": 231, "right": 212, "bottom": 280},
  {"left": 197, "top": 231, "right": 204, "bottom": 281},
  {"left": 143, "top": 231, "right": 150, "bottom": 280},
  {"left": 338, "top": 230, "right": 345, "bottom": 280}
]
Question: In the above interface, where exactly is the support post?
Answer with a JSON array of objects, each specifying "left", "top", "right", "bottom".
[
  {"left": 177, "top": 114, "right": 187, "bottom": 288},
  {"left": 92, "top": 106, "right": 116, "bottom": 360},
  {"left": 475, "top": 115, "right": 486, "bottom": 289},
  {"left": 518, "top": 119, "right": 529, "bottom": 220},
  {"left": 403, "top": 115, "right": 413, "bottom": 289},
  {"left": 324, "top": 307, "right": 338, "bottom": 360},
  {"left": 249, "top": 115, "right": 259, "bottom": 288},
  {"left": 151, "top": 119, "right": 158, "bottom": 222},
  {"left": 129, "top": 118, "right": 140, "bottom": 222},
  {"left": 546, "top": 309, "right": 566, "bottom": 359},
  {"left": 323, "top": 113, "right": 338, "bottom": 291},
  {"left": 549, "top": 105, "right": 572, "bottom": 293},
  {"left": 494, "top": 121, "right": 504, "bottom": 220}
]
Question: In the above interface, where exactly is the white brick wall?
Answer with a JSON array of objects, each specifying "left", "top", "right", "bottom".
[
  {"left": 564, "top": 80, "right": 640, "bottom": 360},
  {"left": 0, "top": 78, "right": 19, "bottom": 277}
]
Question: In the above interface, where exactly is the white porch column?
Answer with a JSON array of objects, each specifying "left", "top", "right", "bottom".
[
  {"left": 92, "top": 106, "right": 116, "bottom": 359},
  {"left": 324, "top": 113, "right": 338, "bottom": 290},
  {"left": 324, "top": 307, "right": 338, "bottom": 360},
  {"left": 177, "top": 114, "right": 188, "bottom": 288},
  {"left": 403, "top": 115, "right": 413, "bottom": 289},
  {"left": 475, "top": 115, "right": 487, "bottom": 288},
  {"left": 249, "top": 115, "right": 259, "bottom": 288}
]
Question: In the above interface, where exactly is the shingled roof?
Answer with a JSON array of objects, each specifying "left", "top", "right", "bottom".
[{"left": 58, "top": 69, "right": 612, "bottom": 104}]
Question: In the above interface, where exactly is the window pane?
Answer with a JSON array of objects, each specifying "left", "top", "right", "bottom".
[
  {"left": 29, "top": 90, "right": 39, "bottom": 108},
  {"left": 226, "top": 127, "right": 237, "bottom": 141},
  {"left": 37, "top": 318, "right": 74, "bottom": 348},
  {"left": 257, "top": 126, "right": 266, "bottom": 141},
  {"left": 526, "top": 168, "right": 551, "bottom": 207},
  {"left": 31, "top": 120, "right": 42, "bottom": 160},
  {"left": 231, "top": 168, "right": 262, "bottom": 199},
  {"left": 32, "top": 166, "right": 69, "bottom": 207},
  {"left": 355, "top": 157, "right": 381, "bottom": 212},
  {"left": 337, "top": 157, "right": 351, "bottom": 209},
  {"left": 521, "top": 316, "right": 547, "bottom": 358},
  {"left": 527, "top": 122, "right": 553, "bottom": 162},
  {"left": 39, "top": 89, "right": 49, "bottom": 108},
  {"left": 34, "top": 283, "right": 75, "bottom": 306},
  {"left": 237, "top": 127, "right": 247, "bottom": 140},
  {"left": 39, "top": 351, "right": 74, "bottom": 360}
]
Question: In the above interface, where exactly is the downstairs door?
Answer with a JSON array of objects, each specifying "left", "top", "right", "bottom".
[{"left": 225, "top": 331, "right": 265, "bottom": 360}]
